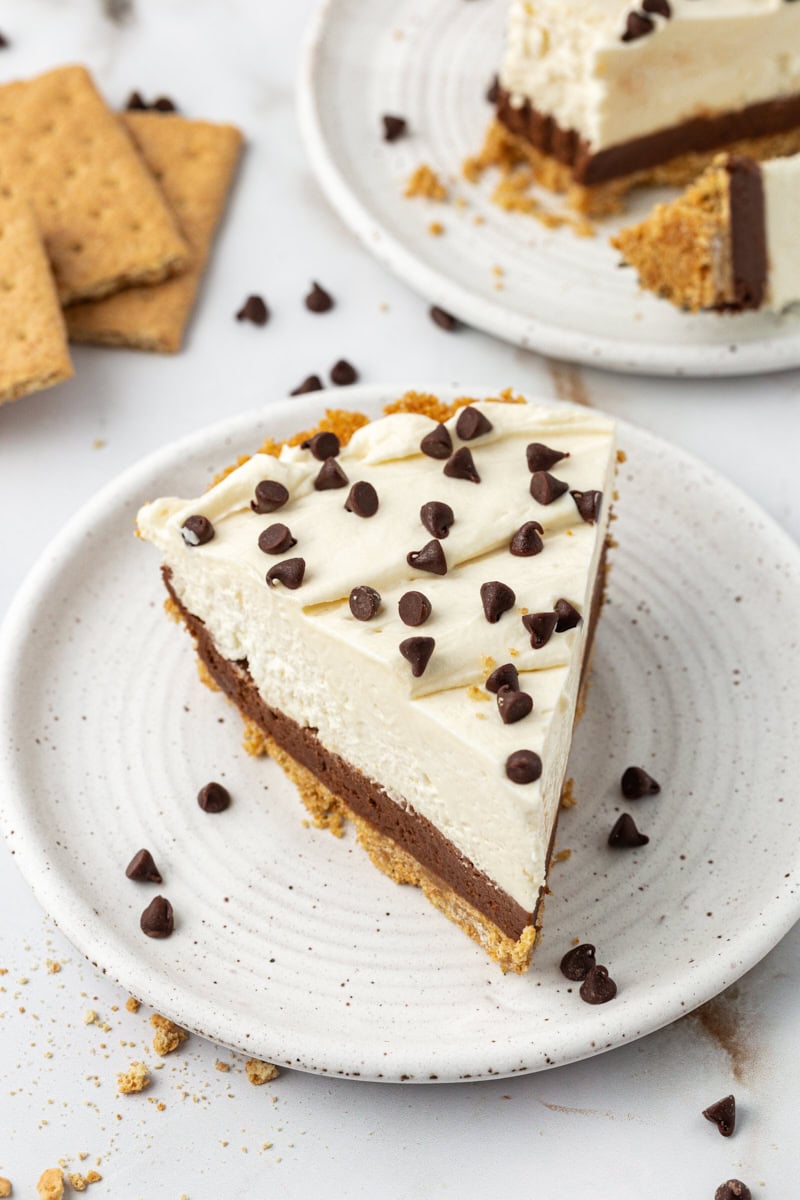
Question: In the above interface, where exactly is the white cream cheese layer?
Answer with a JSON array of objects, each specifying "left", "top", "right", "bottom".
[
  {"left": 501, "top": 0, "right": 800, "bottom": 153},
  {"left": 138, "top": 402, "right": 616, "bottom": 914},
  {"left": 762, "top": 154, "right": 800, "bottom": 311}
]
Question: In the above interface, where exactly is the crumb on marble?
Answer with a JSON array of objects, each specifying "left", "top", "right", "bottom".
[
  {"left": 36, "top": 1169, "right": 64, "bottom": 1200},
  {"left": 151, "top": 1013, "right": 188, "bottom": 1057},
  {"left": 0, "top": 1177, "right": 11, "bottom": 1198},
  {"left": 125, "top": 996, "right": 140, "bottom": 1013},
  {"left": 117, "top": 1060, "right": 150, "bottom": 1094},
  {"left": 245, "top": 1058, "right": 280, "bottom": 1086}
]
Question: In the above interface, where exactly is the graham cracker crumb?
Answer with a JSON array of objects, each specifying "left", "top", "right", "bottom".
[
  {"left": 0, "top": 1178, "right": 11, "bottom": 1197},
  {"left": 83, "top": 1009, "right": 97, "bottom": 1025},
  {"left": 553, "top": 848, "right": 572, "bottom": 865},
  {"left": 467, "top": 685, "right": 490, "bottom": 703},
  {"left": 36, "top": 1169, "right": 63, "bottom": 1200},
  {"left": 117, "top": 1060, "right": 150, "bottom": 1094},
  {"left": 404, "top": 163, "right": 448, "bottom": 201},
  {"left": 481, "top": 655, "right": 497, "bottom": 674},
  {"left": 215, "top": 1060, "right": 230, "bottom": 1072},
  {"left": 560, "top": 778, "right": 577, "bottom": 809},
  {"left": 242, "top": 719, "right": 271, "bottom": 758},
  {"left": 428, "top": 220, "right": 445, "bottom": 236},
  {"left": 85, "top": 1174, "right": 101, "bottom": 1186},
  {"left": 151, "top": 1013, "right": 188, "bottom": 1056},
  {"left": 125, "top": 996, "right": 140, "bottom": 1013},
  {"left": 245, "top": 1058, "right": 280, "bottom": 1086},
  {"left": 617, "top": 449, "right": 627, "bottom": 464},
  {"left": 257, "top": 409, "right": 370, "bottom": 461},
  {"left": 45, "top": 959, "right": 61, "bottom": 974}
]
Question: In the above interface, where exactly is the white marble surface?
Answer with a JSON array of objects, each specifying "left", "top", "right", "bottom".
[{"left": 0, "top": 0, "right": 798, "bottom": 1195}]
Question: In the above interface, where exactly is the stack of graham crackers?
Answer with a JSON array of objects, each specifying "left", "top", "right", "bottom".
[{"left": 0, "top": 64, "right": 242, "bottom": 407}]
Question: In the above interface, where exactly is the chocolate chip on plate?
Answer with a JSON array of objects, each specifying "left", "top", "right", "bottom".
[
  {"left": 290, "top": 374, "right": 323, "bottom": 396},
  {"left": 181, "top": 515, "right": 214, "bottom": 546},
  {"left": 266, "top": 557, "right": 306, "bottom": 589},
  {"left": 480, "top": 580, "right": 516, "bottom": 623},
  {"left": 554, "top": 598, "right": 582, "bottom": 632},
  {"left": 398, "top": 591, "right": 432, "bottom": 627},
  {"left": 197, "top": 781, "right": 231, "bottom": 813},
  {"left": 456, "top": 405, "right": 493, "bottom": 441},
  {"left": 703, "top": 1094, "right": 736, "bottom": 1138},
  {"left": 497, "top": 687, "right": 533, "bottom": 725},
  {"left": 621, "top": 766, "right": 661, "bottom": 799},
  {"left": 125, "top": 848, "right": 162, "bottom": 883},
  {"left": 621, "top": 11, "right": 655, "bottom": 41},
  {"left": 444, "top": 446, "right": 480, "bottom": 483},
  {"left": 305, "top": 281, "right": 334, "bottom": 313},
  {"left": 510, "top": 521, "right": 544, "bottom": 557},
  {"left": 526, "top": 443, "right": 569, "bottom": 473},
  {"left": 560, "top": 943, "right": 596, "bottom": 981},
  {"left": 486, "top": 74, "right": 500, "bottom": 104},
  {"left": 522, "top": 611, "right": 558, "bottom": 649},
  {"left": 140, "top": 895, "right": 174, "bottom": 939},
  {"left": 714, "top": 1183, "right": 751, "bottom": 1200},
  {"left": 236, "top": 294, "right": 269, "bottom": 325},
  {"left": 407, "top": 539, "right": 447, "bottom": 575},
  {"left": 608, "top": 813, "right": 649, "bottom": 848},
  {"left": 304, "top": 430, "right": 340, "bottom": 460},
  {"left": 420, "top": 423, "right": 453, "bottom": 460},
  {"left": 258, "top": 523, "right": 296, "bottom": 555},
  {"left": 420, "top": 501, "right": 455, "bottom": 539},
  {"left": 349, "top": 585, "right": 381, "bottom": 621},
  {"left": 251, "top": 480, "right": 289, "bottom": 514},
  {"left": 345, "top": 481, "right": 379, "bottom": 518},
  {"left": 579, "top": 964, "right": 617, "bottom": 1004},
  {"left": 643, "top": 0, "right": 671, "bottom": 15},
  {"left": 314, "top": 458, "right": 349, "bottom": 490},
  {"left": 430, "top": 306, "right": 458, "bottom": 332},
  {"left": 330, "top": 358, "right": 358, "bottom": 386},
  {"left": 485, "top": 663, "right": 519, "bottom": 694},
  {"left": 530, "top": 471, "right": 569, "bottom": 505},
  {"left": 505, "top": 750, "right": 542, "bottom": 784},
  {"left": 399, "top": 636, "right": 435, "bottom": 677},
  {"left": 570, "top": 489, "right": 603, "bottom": 524},
  {"left": 382, "top": 114, "right": 408, "bottom": 142}
]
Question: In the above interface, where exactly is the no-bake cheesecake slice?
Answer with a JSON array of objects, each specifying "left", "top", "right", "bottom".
[
  {"left": 492, "top": 0, "right": 800, "bottom": 215},
  {"left": 137, "top": 395, "right": 617, "bottom": 973}
]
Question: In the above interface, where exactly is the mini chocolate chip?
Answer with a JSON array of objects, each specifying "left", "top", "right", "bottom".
[
  {"left": 258, "top": 523, "right": 296, "bottom": 555},
  {"left": 714, "top": 1183, "right": 751, "bottom": 1200},
  {"left": 266, "top": 557, "right": 306, "bottom": 589},
  {"left": 382, "top": 113, "right": 408, "bottom": 142},
  {"left": 703, "top": 1095, "right": 736, "bottom": 1138},
  {"left": 554, "top": 598, "right": 582, "bottom": 632},
  {"left": 621, "top": 10, "right": 655, "bottom": 41},
  {"left": 349, "top": 585, "right": 381, "bottom": 621},
  {"left": 444, "top": 446, "right": 480, "bottom": 483},
  {"left": 0, "top": 33, "right": 10, "bottom": 49},
  {"left": 526, "top": 442, "right": 569, "bottom": 473},
  {"left": 345, "top": 481, "right": 379, "bottom": 518},
  {"left": 305, "top": 281, "right": 334, "bottom": 313},
  {"left": 530, "top": 471, "right": 569, "bottom": 505},
  {"left": 621, "top": 766, "right": 661, "bottom": 799},
  {"left": 497, "top": 687, "right": 533, "bottom": 725},
  {"left": 251, "top": 480, "right": 289, "bottom": 514},
  {"left": 126, "top": 89, "right": 147, "bottom": 110},
  {"left": 481, "top": 580, "right": 516, "bottom": 623},
  {"left": 570, "top": 489, "right": 603, "bottom": 524},
  {"left": 579, "top": 965, "right": 617, "bottom": 1004},
  {"left": 485, "top": 663, "right": 519, "bottom": 694},
  {"left": 510, "top": 521, "right": 544, "bottom": 557},
  {"left": 140, "top": 895, "right": 174, "bottom": 939},
  {"left": 181, "top": 515, "right": 214, "bottom": 546},
  {"left": 125, "top": 849, "right": 162, "bottom": 883},
  {"left": 399, "top": 636, "right": 435, "bottom": 677},
  {"left": 420, "top": 501, "right": 454, "bottom": 539},
  {"left": 330, "top": 358, "right": 358, "bottom": 386},
  {"left": 486, "top": 74, "right": 499, "bottom": 104},
  {"left": 430, "top": 306, "right": 458, "bottom": 332},
  {"left": 608, "top": 813, "right": 649, "bottom": 848},
  {"left": 304, "top": 430, "right": 340, "bottom": 460},
  {"left": 290, "top": 374, "right": 323, "bottom": 396},
  {"left": 398, "top": 591, "right": 432, "bottom": 627},
  {"left": 153, "top": 95, "right": 178, "bottom": 112},
  {"left": 522, "top": 611, "right": 558, "bottom": 649},
  {"left": 642, "top": 0, "right": 671, "bottom": 15},
  {"left": 236, "top": 294, "right": 269, "bottom": 325},
  {"left": 420, "top": 423, "right": 453, "bottom": 459},
  {"left": 560, "top": 943, "right": 596, "bottom": 981},
  {"left": 197, "top": 781, "right": 231, "bottom": 813},
  {"left": 505, "top": 750, "right": 542, "bottom": 784},
  {"left": 407, "top": 539, "right": 447, "bottom": 575},
  {"left": 314, "top": 458, "right": 349, "bottom": 490},
  {"left": 456, "top": 406, "right": 493, "bottom": 441}
]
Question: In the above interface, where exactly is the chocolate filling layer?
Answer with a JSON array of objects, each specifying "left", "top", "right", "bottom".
[
  {"left": 725, "top": 156, "right": 767, "bottom": 311},
  {"left": 497, "top": 87, "right": 800, "bottom": 187}
]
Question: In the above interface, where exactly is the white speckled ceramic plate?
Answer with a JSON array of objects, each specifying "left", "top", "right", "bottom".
[
  {"left": 1, "top": 385, "right": 800, "bottom": 1083},
  {"left": 298, "top": 0, "right": 800, "bottom": 377}
]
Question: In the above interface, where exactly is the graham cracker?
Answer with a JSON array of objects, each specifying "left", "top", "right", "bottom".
[
  {"left": 0, "top": 197, "right": 74, "bottom": 406},
  {"left": 0, "top": 65, "right": 190, "bottom": 304},
  {"left": 66, "top": 113, "right": 243, "bottom": 353}
]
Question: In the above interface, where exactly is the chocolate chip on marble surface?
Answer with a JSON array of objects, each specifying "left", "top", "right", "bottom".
[
  {"left": 251, "top": 480, "right": 290, "bottom": 514},
  {"left": 522, "top": 611, "right": 558, "bottom": 649},
  {"left": 304, "top": 430, "right": 340, "bottom": 460},
  {"left": 314, "top": 458, "right": 349, "bottom": 490},
  {"left": 399, "top": 636, "right": 435, "bottom": 677},
  {"left": 530, "top": 471, "right": 569, "bottom": 505},
  {"left": 570, "top": 489, "right": 603, "bottom": 524},
  {"left": 181, "top": 515, "right": 214, "bottom": 546},
  {"left": 258, "top": 523, "right": 296, "bottom": 555},
  {"left": 455, "top": 405, "right": 493, "bottom": 441},
  {"left": 560, "top": 943, "right": 596, "bottom": 981},
  {"left": 330, "top": 358, "right": 358, "bottom": 386},
  {"left": 480, "top": 580, "right": 516, "bottom": 623},
  {"left": 526, "top": 442, "right": 569, "bottom": 473},
  {"left": 266, "top": 557, "right": 306, "bottom": 589},
  {"left": 197, "top": 781, "right": 231, "bottom": 813},
  {"left": 236, "top": 294, "right": 269, "bottom": 325},
  {"left": 349, "top": 585, "right": 381, "bottom": 621},
  {"left": 398, "top": 591, "right": 432, "bottom": 627},
  {"left": 444, "top": 446, "right": 480, "bottom": 483},
  {"left": 485, "top": 662, "right": 519, "bottom": 694},
  {"left": 621, "top": 766, "right": 661, "bottom": 799},
  {"left": 430, "top": 306, "right": 458, "bottom": 332},
  {"left": 497, "top": 687, "right": 533, "bottom": 725},
  {"left": 152, "top": 95, "right": 178, "bottom": 112},
  {"left": 125, "top": 849, "right": 162, "bottom": 884},
  {"left": 509, "top": 521, "right": 544, "bottom": 557},
  {"left": 290, "top": 374, "right": 323, "bottom": 396},
  {"left": 505, "top": 750, "right": 542, "bottom": 784},
  {"left": 608, "top": 813, "right": 649, "bottom": 848},
  {"left": 407, "top": 539, "right": 447, "bottom": 575},
  {"left": 420, "top": 423, "right": 453, "bottom": 459},
  {"left": 642, "top": 0, "right": 671, "bottom": 16},
  {"left": 621, "top": 10, "right": 655, "bottom": 41},
  {"left": 554, "top": 598, "right": 582, "bottom": 632},
  {"left": 703, "top": 1095, "right": 736, "bottom": 1138},
  {"left": 420, "top": 501, "right": 455, "bottom": 539},
  {"left": 140, "top": 896, "right": 174, "bottom": 939},
  {"left": 382, "top": 114, "right": 408, "bottom": 142},
  {"left": 305, "top": 281, "right": 334, "bottom": 313},
  {"left": 345, "top": 481, "right": 379, "bottom": 518},
  {"left": 714, "top": 1184, "right": 751, "bottom": 1200},
  {"left": 125, "top": 90, "right": 147, "bottom": 110},
  {"left": 579, "top": 965, "right": 617, "bottom": 1004},
  {"left": 486, "top": 74, "right": 500, "bottom": 104}
]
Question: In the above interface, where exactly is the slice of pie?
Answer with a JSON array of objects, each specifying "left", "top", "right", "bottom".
[{"left": 136, "top": 393, "right": 617, "bottom": 973}]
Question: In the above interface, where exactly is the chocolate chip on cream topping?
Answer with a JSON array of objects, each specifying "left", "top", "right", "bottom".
[{"left": 137, "top": 400, "right": 616, "bottom": 917}]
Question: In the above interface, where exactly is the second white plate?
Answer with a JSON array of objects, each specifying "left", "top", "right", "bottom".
[{"left": 298, "top": 0, "right": 800, "bottom": 377}]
